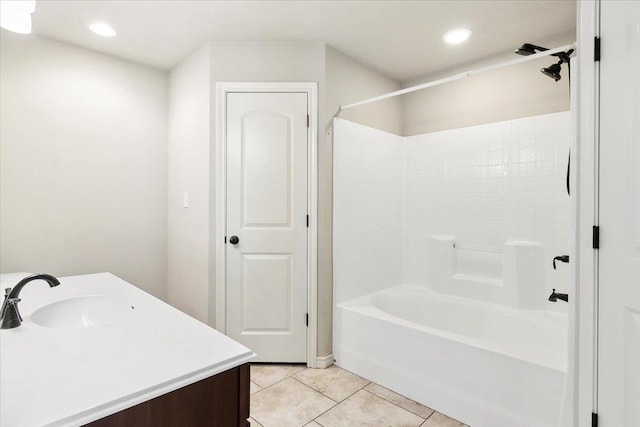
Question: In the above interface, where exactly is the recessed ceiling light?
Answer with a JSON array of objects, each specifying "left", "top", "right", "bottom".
[
  {"left": 442, "top": 28, "right": 472, "bottom": 45},
  {"left": 89, "top": 22, "right": 117, "bottom": 37}
]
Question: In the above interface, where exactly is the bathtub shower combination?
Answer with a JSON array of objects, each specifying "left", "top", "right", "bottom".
[{"left": 333, "top": 113, "right": 571, "bottom": 427}]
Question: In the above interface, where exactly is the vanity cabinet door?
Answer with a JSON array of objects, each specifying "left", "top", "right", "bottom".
[{"left": 85, "top": 363, "right": 250, "bottom": 427}]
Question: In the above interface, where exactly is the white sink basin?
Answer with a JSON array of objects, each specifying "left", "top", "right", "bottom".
[{"left": 30, "top": 295, "right": 133, "bottom": 328}]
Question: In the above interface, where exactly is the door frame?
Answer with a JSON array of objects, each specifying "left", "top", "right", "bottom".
[
  {"left": 575, "top": 1, "right": 600, "bottom": 426},
  {"left": 214, "top": 82, "right": 319, "bottom": 367}
]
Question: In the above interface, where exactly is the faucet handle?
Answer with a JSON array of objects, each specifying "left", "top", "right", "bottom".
[
  {"left": 4, "top": 287, "right": 10, "bottom": 296},
  {"left": 1, "top": 296, "right": 23, "bottom": 326},
  {"left": 553, "top": 255, "right": 570, "bottom": 269}
]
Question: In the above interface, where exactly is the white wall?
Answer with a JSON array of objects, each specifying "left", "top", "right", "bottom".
[
  {"left": 0, "top": 29, "right": 570, "bottom": 356},
  {"left": 333, "top": 119, "right": 403, "bottom": 304},
  {"left": 401, "top": 33, "right": 575, "bottom": 136},
  {"left": 209, "top": 43, "right": 327, "bottom": 340},
  {"left": 167, "top": 44, "right": 211, "bottom": 321},
  {"left": 0, "top": 34, "right": 168, "bottom": 298},
  {"left": 166, "top": 41, "right": 403, "bottom": 357},
  {"left": 167, "top": 41, "right": 326, "bottom": 334},
  {"left": 326, "top": 46, "right": 402, "bottom": 135}
]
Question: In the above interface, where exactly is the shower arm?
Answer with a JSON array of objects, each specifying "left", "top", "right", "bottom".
[{"left": 338, "top": 43, "right": 576, "bottom": 114}]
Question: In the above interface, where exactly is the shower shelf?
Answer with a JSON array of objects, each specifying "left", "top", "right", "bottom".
[{"left": 451, "top": 273, "right": 503, "bottom": 287}]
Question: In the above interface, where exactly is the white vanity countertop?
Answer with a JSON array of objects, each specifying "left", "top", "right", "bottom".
[{"left": 0, "top": 272, "right": 256, "bottom": 427}]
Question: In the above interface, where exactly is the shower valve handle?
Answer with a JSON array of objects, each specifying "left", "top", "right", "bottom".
[{"left": 553, "top": 255, "right": 569, "bottom": 269}]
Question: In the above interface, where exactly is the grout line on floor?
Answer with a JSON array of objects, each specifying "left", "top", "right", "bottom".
[
  {"left": 310, "top": 400, "right": 339, "bottom": 423},
  {"left": 250, "top": 365, "right": 306, "bottom": 391},
  {"left": 363, "top": 389, "right": 427, "bottom": 423},
  {"left": 290, "top": 368, "right": 372, "bottom": 404},
  {"left": 420, "top": 409, "right": 469, "bottom": 427},
  {"left": 363, "top": 384, "right": 432, "bottom": 420},
  {"left": 309, "top": 381, "right": 373, "bottom": 423},
  {"left": 251, "top": 375, "right": 340, "bottom": 426},
  {"left": 339, "top": 380, "right": 371, "bottom": 402},
  {"left": 327, "top": 377, "right": 371, "bottom": 405},
  {"left": 251, "top": 365, "right": 459, "bottom": 426},
  {"left": 290, "top": 376, "right": 342, "bottom": 404}
]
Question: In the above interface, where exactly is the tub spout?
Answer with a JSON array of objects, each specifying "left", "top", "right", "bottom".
[{"left": 548, "top": 289, "right": 569, "bottom": 303}]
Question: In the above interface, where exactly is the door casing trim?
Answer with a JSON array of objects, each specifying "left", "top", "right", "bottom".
[
  {"left": 575, "top": 1, "right": 599, "bottom": 425},
  {"left": 214, "top": 82, "right": 319, "bottom": 368}
]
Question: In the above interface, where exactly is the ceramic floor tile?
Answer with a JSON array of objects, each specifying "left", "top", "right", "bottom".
[
  {"left": 249, "top": 417, "right": 263, "bottom": 426},
  {"left": 294, "top": 365, "right": 370, "bottom": 402},
  {"left": 250, "top": 381, "right": 262, "bottom": 394},
  {"left": 305, "top": 422, "right": 323, "bottom": 427},
  {"left": 315, "top": 389, "right": 425, "bottom": 427},
  {"left": 251, "top": 377, "right": 336, "bottom": 427},
  {"left": 365, "top": 383, "right": 434, "bottom": 418},
  {"left": 421, "top": 412, "right": 467, "bottom": 427},
  {"left": 250, "top": 363, "right": 306, "bottom": 388}
]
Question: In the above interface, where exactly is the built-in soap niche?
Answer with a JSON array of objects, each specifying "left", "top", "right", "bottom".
[{"left": 426, "top": 235, "right": 546, "bottom": 310}]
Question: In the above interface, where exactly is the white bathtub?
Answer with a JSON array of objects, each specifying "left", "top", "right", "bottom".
[{"left": 334, "top": 285, "right": 568, "bottom": 427}]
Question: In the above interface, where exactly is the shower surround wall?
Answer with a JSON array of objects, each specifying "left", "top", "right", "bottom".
[
  {"left": 332, "top": 120, "right": 404, "bottom": 304},
  {"left": 333, "top": 112, "right": 571, "bottom": 427},
  {"left": 404, "top": 111, "right": 571, "bottom": 310},
  {"left": 334, "top": 111, "right": 571, "bottom": 309}
]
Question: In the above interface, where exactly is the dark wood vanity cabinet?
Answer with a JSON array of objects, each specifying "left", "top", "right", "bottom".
[{"left": 85, "top": 363, "right": 250, "bottom": 427}]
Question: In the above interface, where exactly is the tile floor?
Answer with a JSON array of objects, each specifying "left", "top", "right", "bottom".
[{"left": 249, "top": 364, "right": 469, "bottom": 427}]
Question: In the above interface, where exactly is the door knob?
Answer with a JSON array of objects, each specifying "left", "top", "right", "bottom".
[{"left": 229, "top": 235, "right": 239, "bottom": 245}]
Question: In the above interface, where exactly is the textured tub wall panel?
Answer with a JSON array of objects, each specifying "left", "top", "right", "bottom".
[
  {"left": 332, "top": 114, "right": 571, "bottom": 426},
  {"left": 334, "top": 112, "right": 571, "bottom": 313},
  {"left": 324, "top": 46, "right": 403, "bottom": 355},
  {"left": 333, "top": 119, "right": 404, "bottom": 305},
  {"left": 403, "top": 112, "right": 572, "bottom": 313}
]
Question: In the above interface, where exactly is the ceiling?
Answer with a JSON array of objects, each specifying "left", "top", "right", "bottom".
[{"left": 28, "top": 0, "right": 576, "bottom": 82}]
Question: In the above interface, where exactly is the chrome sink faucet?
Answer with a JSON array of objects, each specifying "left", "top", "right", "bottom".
[{"left": 0, "top": 274, "right": 61, "bottom": 329}]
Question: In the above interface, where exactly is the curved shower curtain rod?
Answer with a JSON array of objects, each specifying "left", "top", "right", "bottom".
[{"left": 337, "top": 43, "right": 576, "bottom": 114}]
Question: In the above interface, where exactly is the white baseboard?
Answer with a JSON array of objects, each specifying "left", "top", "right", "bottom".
[{"left": 315, "top": 353, "right": 334, "bottom": 369}]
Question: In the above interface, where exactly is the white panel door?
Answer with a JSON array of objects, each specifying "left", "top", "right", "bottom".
[
  {"left": 598, "top": 1, "right": 640, "bottom": 425},
  {"left": 226, "top": 92, "right": 308, "bottom": 362}
]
